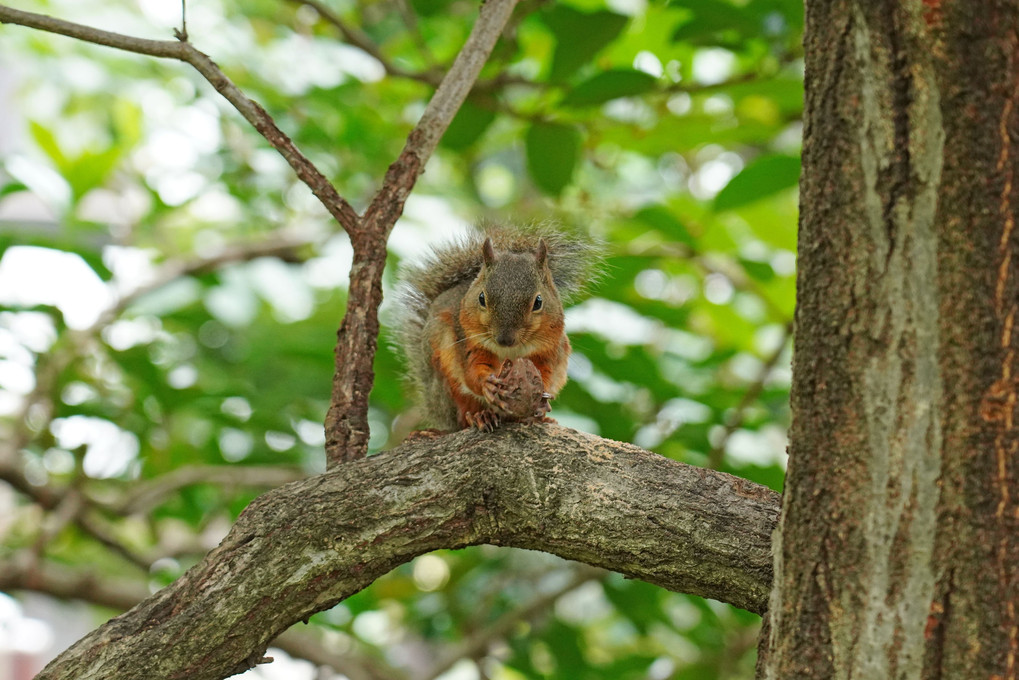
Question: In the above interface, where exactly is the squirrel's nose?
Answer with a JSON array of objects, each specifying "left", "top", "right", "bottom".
[{"left": 496, "top": 331, "right": 517, "bottom": 347}]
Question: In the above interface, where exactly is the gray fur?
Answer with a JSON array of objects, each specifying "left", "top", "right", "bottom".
[{"left": 393, "top": 224, "right": 601, "bottom": 429}]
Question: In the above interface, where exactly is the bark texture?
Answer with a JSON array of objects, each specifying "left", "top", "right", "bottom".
[
  {"left": 762, "top": 1, "right": 1019, "bottom": 678},
  {"left": 930, "top": 2, "right": 1019, "bottom": 676},
  {"left": 36, "top": 425, "right": 779, "bottom": 680}
]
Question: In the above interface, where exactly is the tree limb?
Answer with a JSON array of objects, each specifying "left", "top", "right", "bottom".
[
  {"left": 418, "top": 565, "right": 604, "bottom": 680},
  {"left": 115, "top": 464, "right": 307, "bottom": 515},
  {"left": 35, "top": 425, "right": 779, "bottom": 680},
  {"left": 293, "top": 0, "right": 442, "bottom": 86},
  {"left": 0, "top": 4, "right": 360, "bottom": 233},
  {"left": 0, "top": 558, "right": 397, "bottom": 680},
  {"left": 707, "top": 322, "right": 793, "bottom": 469}
]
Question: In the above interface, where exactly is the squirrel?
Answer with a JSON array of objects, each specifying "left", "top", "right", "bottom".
[{"left": 395, "top": 225, "right": 599, "bottom": 432}]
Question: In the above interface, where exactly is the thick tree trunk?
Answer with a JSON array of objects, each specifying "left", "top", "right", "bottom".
[
  {"left": 35, "top": 425, "right": 778, "bottom": 680},
  {"left": 761, "top": 1, "right": 1019, "bottom": 678}
]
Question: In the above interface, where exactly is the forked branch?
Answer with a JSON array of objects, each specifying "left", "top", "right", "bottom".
[
  {"left": 324, "top": 0, "right": 521, "bottom": 466},
  {"left": 0, "top": 0, "right": 523, "bottom": 468}
]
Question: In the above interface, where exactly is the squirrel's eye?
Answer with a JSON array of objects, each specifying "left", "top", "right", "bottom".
[
  {"left": 478, "top": 292, "right": 486, "bottom": 308},
  {"left": 532, "top": 295, "right": 543, "bottom": 311}
]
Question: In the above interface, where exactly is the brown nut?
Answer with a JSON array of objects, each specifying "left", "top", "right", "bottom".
[{"left": 490, "top": 358, "right": 545, "bottom": 420}]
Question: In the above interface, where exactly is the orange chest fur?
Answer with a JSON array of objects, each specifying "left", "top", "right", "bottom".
[{"left": 430, "top": 307, "right": 567, "bottom": 399}]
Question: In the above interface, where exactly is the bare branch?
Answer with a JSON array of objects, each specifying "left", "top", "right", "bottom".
[
  {"left": 325, "top": 0, "right": 521, "bottom": 466},
  {"left": 418, "top": 566, "right": 604, "bottom": 680},
  {"left": 117, "top": 464, "right": 307, "bottom": 515},
  {"left": 0, "top": 558, "right": 396, "bottom": 680},
  {"left": 0, "top": 557, "right": 149, "bottom": 611},
  {"left": 707, "top": 322, "right": 793, "bottom": 469},
  {"left": 90, "top": 231, "right": 317, "bottom": 332},
  {"left": 0, "top": 4, "right": 360, "bottom": 233},
  {"left": 273, "top": 630, "right": 400, "bottom": 680},
  {"left": 293, "top": 0, "right": 442, "bottom": 86},
  {"left": 74, "top": 511, "right": 153, "bottom": 570},
  {"left": 35, "top": 425, "right": 778, "bottom": 680}
]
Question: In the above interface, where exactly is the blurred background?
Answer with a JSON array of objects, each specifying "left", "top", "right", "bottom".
[{"left": 0, "top": 0, "right": 801, "bottom": 677}]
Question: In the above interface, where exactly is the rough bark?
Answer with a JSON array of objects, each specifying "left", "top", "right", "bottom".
[
  {"left": 929, "top": 2, "right": 1019, "bottom": 677},
  {"left": 36, "top": 424, "right": 779, "bottom": 680},
  {"left": 762, "top": 1, "right": 1019, "bottom": 678}
]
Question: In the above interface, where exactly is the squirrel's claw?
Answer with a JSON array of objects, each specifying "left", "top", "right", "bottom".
[
  {"left": 482, "top": 373, "right": 512, "bottom": 412},
  {"left": 465, "top": 410, "right": 501, "bottom": 432}
]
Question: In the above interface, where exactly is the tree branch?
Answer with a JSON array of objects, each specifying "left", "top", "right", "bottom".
[
  {"left": 293, "top": 0, "right": 442, "bottom": 86},
  {"left": 35, "top": 425, "right": 778, "bottom": 680},
  {"left": 419, "top": 565, "right": 604, "bottom": 680},
  {"left": 324, "top": 0, "right": 520, "bottom": 465},
  {"left": 115, "top": 464, "right": 307, "bottom": 515},
  {"left": 707, "top": 322, "right": 793, "bottom": 469},
  {"left": 0, "top": 558, "right": 397, "bottom": 680},
  {"left": 0, "top": 4, "right": 360, "bottom": 233}
]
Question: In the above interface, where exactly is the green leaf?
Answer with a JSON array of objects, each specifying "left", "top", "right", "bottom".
[
  {"left": 441, "top": 99, "right": 496, "bottom": 150},
  {"left": 634, "top": 204, "right": 696, "bottom": 246},
  {"left": 671, "top": 0, "right": 760, "bottom": 43},
  {"left": 713, "top": 154, "right": 801, "bottom": 211},
  {"left": 562, "top": 70, "right": 658, "bottom": 107},
  {"left": 66, "top": 147, "right": 124, "bottom": 200},
  {"left": 543, "top": 6, "right": 629, "bottom": 83},
  {"left": 525, "top": 121, "right": 581, "bottom": 195},
  {"left": 0, "top": 181, "right": 28, "bottom": 199},
  {"left": 546, "top": 620, "right": 587, "bottom": 676},
  {"left": 739, "top": 258, "right": 776, "bottom": 282},
  {"left": 28, "top": 120, "right": 67, "bottom": 169}
]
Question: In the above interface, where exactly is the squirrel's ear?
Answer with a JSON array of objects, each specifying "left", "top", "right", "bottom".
[
  {"left": 535, "top": 238, "right": 548, "bottom": 267},
  {"left": 482, "top": 238, "right": 496, "bottom": 267}
]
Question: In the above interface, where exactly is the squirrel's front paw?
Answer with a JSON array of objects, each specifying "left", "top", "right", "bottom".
[
  {"left": 465, "top": 410, "right": 501, "bottom": 432},
  {"left": 485, "top": 359, "right": 548, "bottom": 422},
  {"left": 482, "top": 373, "right": 512, "bottom": 412}
]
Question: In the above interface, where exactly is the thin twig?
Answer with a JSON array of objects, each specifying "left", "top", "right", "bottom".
[
  {"left": 74, "top": 511, "right": 153, "bottom": 570},
  {"left": 0, "top": 4, "right": 360, "bottom": 234},
  {"left": 707, "top": 322, "right": 792, "bottom": 469},
  {"left": 176, "top": 0, "right": 187, "bottom": 42},
  {"left": 118, "top": 464, "right": 307, "bottom": 514},
  {"left": 294, "top": 0, "right": 441, "bottom": 85},
  {"left": 0, "top": 556, "right": 149, "bottom": 610},
  {"left": 274, "top": 629, "right": 402, "bottom": 680},
  {"left": 89, "top": 232, "right": 315, "bottom": 332},
  {"left": 0, "top": 557, "right": 403, "bottom": 680},
  {"left": 418, "top": 566, "right": 605, "bottom": 680}
]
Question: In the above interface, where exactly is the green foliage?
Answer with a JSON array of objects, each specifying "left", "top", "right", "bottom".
[
  {"left": 714, "top": 154, "right": 801, "bottom": 211},
  {"left": 542, "top": 5, "right": 630, "bottom": 83},
  {"left": 526, "top": 121, "right": 582, "bottom": 195},
  {"left": 0, "top": 0, "right": 803, "bottom": 676},
  {"left": 561, "top": 69, "right": 659, "bottom": 108}
]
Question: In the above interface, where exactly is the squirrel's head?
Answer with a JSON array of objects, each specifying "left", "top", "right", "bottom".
[{"left": 462, "top": 237, "right": 563, "bottom": 358}]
